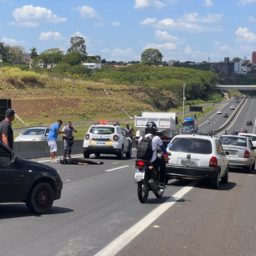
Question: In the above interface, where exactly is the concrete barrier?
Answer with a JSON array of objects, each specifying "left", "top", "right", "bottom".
[{"left": 13, "top": 140, "right": 83, "bottom": 159}]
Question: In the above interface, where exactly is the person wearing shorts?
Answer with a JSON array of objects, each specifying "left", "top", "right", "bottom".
[{"left": 47, "top": 120, "right": 63, "bottom": 162}]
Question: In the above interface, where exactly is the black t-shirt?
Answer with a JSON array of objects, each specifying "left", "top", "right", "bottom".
[{"left": 0, "top": 119, "right": 13, "bottom": 149}]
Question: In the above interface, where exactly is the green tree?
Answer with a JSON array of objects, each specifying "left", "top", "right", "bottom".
[
  {"left": 61, "top": 52, "right": 83, "bottom": 66},
  {"left": 38, "top": 48, "right": 64, "bottom": 68},
  {"left": 141, "top": 48, "right": 163, "bottom": 65},
  {"left": 8, "top": 46, "right": 25, "bottom": 64},
  {"left": 30, "top": 47, "right": 38, "bottom": 59},
  {"left": 0, "top": 42, "right": 9, "bottom": 62},
  {"left": 67, "top": 35, "right": 87, "bottom": 60}
]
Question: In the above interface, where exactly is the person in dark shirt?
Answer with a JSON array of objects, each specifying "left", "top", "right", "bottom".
[{"left": 0, "top": 109, "right": 15, "bottom": 150}]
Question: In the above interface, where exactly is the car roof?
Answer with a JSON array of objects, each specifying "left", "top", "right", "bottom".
[
  {"left": 238, "top": 132, "right": 256, "bottom": 136},
  {"left": 220, "top": 134, "right": 249, "bottom": 139},
  {"left": 25, "top": 127, "right": 48, "bottom": 130},
  {"left": 173, "top": 134, "right": 215, "bottom": 140}
]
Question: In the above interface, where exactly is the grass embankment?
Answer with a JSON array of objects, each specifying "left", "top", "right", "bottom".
[{"left": 0, "top": 66, "right": 222, "bottom": 139}]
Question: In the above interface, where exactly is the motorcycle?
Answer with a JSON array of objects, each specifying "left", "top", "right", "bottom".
[{"left": 134, "top": 150, "right": 166, "bottom": 203}]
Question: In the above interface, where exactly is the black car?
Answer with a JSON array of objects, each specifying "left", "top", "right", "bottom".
[
  {"left": 223, "top": 113, "right": 229, "bottom": 118},
  {"left": 247, "top": 120, "right": 253, "bottom": 126},
  {"left": 0, "top": 142, "right": 62, "bottom": 214}
]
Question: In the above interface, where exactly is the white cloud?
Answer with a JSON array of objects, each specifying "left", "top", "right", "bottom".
[
  {"left": 39, "top": 31, "right": 62, "bottom": 41},
  {"left": 203, "top": 0, "right": 214, "bottom": 7},
  {"left": 112, "top": 21, "right": 120, "bottom": 27},
  {"left": 1, "top": 37, "right": 22, "bottom": 46},
  {"left": 12, "top": 5, "right": 66, "bottom": 27},
  {"left": 238, "top": 0, "right": 256, "bottom": 5},
  {"left": 248, "top": 16, "right": 256, "bottom": 23},
  {"left": 235, "top": 27, "right": 256, "bottom": 42},
  {"left": 134, "top": 0, "right": 165, "bottom": 9},
  {"left": 101, "top": 47, "right": 139, "bottom": 61},
  {"left": 143, "top": 42, "right": 177, "bottom": 51},
  {"left": 78, "top": 5, "right": 99, "bottom": 19},
  {"left": 155, "top": 30, "right": 178, "bottom": 41},
  {"left": 140, "top": 12, "right": 223, "bottom": 33}
]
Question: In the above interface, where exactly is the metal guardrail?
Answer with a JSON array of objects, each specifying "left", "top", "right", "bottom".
[{"left": 213, "top": 97, "right": 247, "bottom": 135}]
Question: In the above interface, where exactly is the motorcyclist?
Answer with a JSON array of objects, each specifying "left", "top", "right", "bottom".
[{"left": 139, "top": 121, "right": 166, "bottom": 188}]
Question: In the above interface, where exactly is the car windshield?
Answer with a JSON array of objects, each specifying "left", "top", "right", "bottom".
[
  {"left": 23, "top": 128, "right": 45, "bottom": 135},
  {"left": 90, "top": 126, "right": 115, "bottom": 134},
  {"left": 219, "top": 136, "right": 247, "bottom": 147},
  {"left": 169, "top": 138, "right": 212, "bottom": 154}
]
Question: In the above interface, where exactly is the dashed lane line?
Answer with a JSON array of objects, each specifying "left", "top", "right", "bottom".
[{"left": 104, "top": 165, "right": 130, "bottom": 172}]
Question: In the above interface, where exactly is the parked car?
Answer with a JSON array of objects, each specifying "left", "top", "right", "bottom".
[
  {"left": 15, "top": 127, "right": 50, "bottom": 142},
  {"left": 0, "top": 142, "right": 62, "bottom": 214},
  {"left": 223, "top": 113, "right": 229, "bottom": 118},
  {"left": 166, "top": 134, "right": 229, "bottom": 189},
  {"left": 219, "top": 135, "right": 256, "bottom": 172},
  {"left": 238, "top": 132, "right": 256, "bottom": 147},
  {"left": 83, "top": 121, "right": 132, "bottom": 159}
]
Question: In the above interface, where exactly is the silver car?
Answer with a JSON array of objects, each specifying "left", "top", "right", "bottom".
[
  {"left": 219, "top": 135, "right": 256, "bottom": 172},
  {"left": 15, "top": 127, "right": 50, "bottom": 142}
]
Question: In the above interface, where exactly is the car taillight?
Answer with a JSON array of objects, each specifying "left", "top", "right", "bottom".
[
  {"left": 113, "top": 135, "right": 119, "bottom": 141},
  {"left": 136, "top": 160, "right": 145, "bottom": 170},
  {"left": 209, "top": 156, "right": 218, "bottom": 167},
  {"left": 244, "top": 150, "right": 250, "bottom": 158},
  {"left": 85, "top": 134, "right": 90, "bottom": 140}
]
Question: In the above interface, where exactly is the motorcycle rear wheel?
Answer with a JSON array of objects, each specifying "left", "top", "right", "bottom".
[{"left": 137, "top": 181, "right": 149, "bottom": 203}]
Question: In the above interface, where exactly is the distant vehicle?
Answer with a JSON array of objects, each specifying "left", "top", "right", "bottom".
[
  {"left": 83, "top": 121, "right": 132, "bottom": 159},
  {"left": 232, "top": 130, "right": 239, "bottom": 135},
  {"left": 0, "top": 142, "right": 62, "bottom": 214},
  {"left": 134, "top": 112, "right": 177, "bottom": 145},
  {"left": 182, "top": 117, "right": 198, "bottom": 134},
  {"left": 180, "top": 126, "right": 194, "bottom": 134},
  {"left": 238, "top": 132, "right": 256, "bottom": 147},
  {"left": 219, "top": 135, "right": 256, "bottom": 172},
  {"left": 166, "top": 134, "right": 229, "bottom": 189},
  {"left": 246, "top": 120, "right": 253, "bottom": 126},
  {"left": 15, "top": 127, "right": 50, "bottom": 142},
  {"left": 223, "top": 113, "right": 229, "bottom": 118},
  {"left": 230, "top": 105, "right": 235, "bottom": 110},
  {"left": 217, "top": 110, "right": 222, "bottom": 114}
]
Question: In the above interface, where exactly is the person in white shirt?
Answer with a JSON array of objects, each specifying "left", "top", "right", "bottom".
[{"left": 139, "top": 122, "right": 166, "bottom": 187}]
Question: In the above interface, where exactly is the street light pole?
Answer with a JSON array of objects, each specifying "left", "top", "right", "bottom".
[{"left": 183, "top": 83, "right": 186, "bottom": 122}]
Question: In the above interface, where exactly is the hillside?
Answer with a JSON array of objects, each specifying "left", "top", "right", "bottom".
[{"left": 0, "top": 67, "right": 177, "bottom": 126}]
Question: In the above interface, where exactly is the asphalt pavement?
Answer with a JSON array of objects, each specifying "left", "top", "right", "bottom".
[{"left": 1, "top": 97, "right": 256, "bottom": 256}]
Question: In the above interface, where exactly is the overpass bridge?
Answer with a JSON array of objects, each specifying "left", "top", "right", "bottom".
[{"left": 216, "top": 84, "right": 256, "bottom": 90}]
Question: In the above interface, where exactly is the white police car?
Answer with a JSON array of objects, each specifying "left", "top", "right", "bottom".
[{"left": 83, "top": 122, "right": 132, "bottom": 159}]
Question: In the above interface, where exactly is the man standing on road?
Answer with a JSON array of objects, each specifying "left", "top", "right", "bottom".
[
  {"left": 47, "top": 120, "right": 63, "bottom": 162},
  {"left": 0, "top": 109, "right": 15, "bottom": 150},
  {"left": 62, "top": 121, "right": 77, "bottom": 161}
]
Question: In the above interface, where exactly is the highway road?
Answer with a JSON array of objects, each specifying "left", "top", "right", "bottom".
[{"left": 1, "top": 97, "right": 256, "bottom": 256}]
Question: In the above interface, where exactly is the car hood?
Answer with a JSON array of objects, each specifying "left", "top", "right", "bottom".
[{"left": 14, "top": 156, "right": 58, "bottom": 174}]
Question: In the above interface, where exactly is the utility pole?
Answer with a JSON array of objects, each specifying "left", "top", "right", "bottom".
[{"left": 183, "top": 83, "right": 186, "bottom": 122}]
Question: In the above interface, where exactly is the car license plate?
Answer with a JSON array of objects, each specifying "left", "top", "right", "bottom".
[
  {"left": 96, "top": 141, "right": 105, "bottom": 145},
  {"left": 181, "top": 159, "right": 197, "bottom": 166},
  {"left": 134, "top": 171, "right": 145, "bottom": 181}
]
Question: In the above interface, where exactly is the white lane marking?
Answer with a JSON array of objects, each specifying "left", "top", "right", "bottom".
[
  {"left": 105, "top": 165, "right": 130, "bottom": 172},
  {"left": 253, "top": 117, "right": 256, "bottom": 134},
  {"left": 94, "top": 183, "right": 195, "bottom": 256}
]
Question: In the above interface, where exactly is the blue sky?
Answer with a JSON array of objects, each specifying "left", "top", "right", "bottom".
[{"left": 1, "top": 0, "right": 256, "bottom": 62}]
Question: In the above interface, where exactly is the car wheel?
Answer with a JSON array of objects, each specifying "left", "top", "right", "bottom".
[
  {"left": 83, "top": 150, "right": 90, "bottom": 158},
  {"left": 211, "top": 173, "right": 220, "bottom": 189},
  {"left": 117, "top": 146, "right": 124, "bottom": 159},
  {"left": 126, "top": 144, "right": 132, "bottom": 159},
  {"left": 221, "top": 167, "right": 229, "bottom": 184},
  {"left": 26, "top": 182, "right": 54, "bottom": 214}
]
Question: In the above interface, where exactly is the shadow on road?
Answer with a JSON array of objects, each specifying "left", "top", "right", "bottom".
[
  {"left": 0, "top": 204, "right": 73, "bottom": 219},
  {"left": 196, "top": 180, "right": 237, "bottom": 191}
]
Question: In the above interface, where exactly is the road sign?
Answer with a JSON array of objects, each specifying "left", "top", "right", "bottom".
[{"left": 189, "top": 106, "right": 203, "bottom": 112}]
